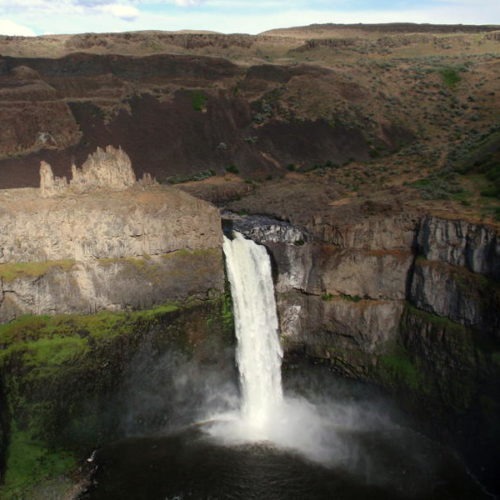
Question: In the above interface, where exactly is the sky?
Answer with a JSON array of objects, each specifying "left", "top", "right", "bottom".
[{"left": 0, "top": 0, "right": 499, "bottom": 37}]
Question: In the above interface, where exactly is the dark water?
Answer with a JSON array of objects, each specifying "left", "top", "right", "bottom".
[
  {"left": 80, "top": 363, "right": 490, "bottom": 500},
  {"left": 81, "top": 428, "right": 487, "bottom": 500}
]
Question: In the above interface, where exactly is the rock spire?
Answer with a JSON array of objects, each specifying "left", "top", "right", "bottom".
[{"left": 40, "top": 146, "right": 154, "bottom": 198}]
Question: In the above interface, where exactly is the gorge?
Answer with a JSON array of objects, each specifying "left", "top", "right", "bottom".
[
  {"left": 80, "top": 229, "right": 490, "bottom": 499},
  {"left": 0, "top": 22, "right": 499, "bottom": 499}
]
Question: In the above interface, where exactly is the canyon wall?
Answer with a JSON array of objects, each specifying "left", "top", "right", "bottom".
[
  {"left": 0, "top": 147, "right": 228, "bottom": 497},
  {"left": 0, "top": 147, "right": 224, "bottom": 321},
  {"left": 228, "top": 210, "right": 499, "bottom": 490},
  {"left": 233, "top": 212, "right": 499, "bottom": 384}
]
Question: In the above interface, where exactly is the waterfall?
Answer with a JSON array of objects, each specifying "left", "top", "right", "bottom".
[
  {"left": 222, "top": 232, "right": 283, "bottom": 434},
  {"left": 209, "top": 231, "right": 333, "bottom": 464}
]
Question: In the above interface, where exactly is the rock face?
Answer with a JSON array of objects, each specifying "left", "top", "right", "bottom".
[
  {"left": 418, "top": 215, "right": 500, "bottom": 279},
  {"left": 39, "top": 160, "right": 67, "bottom": 197},
  {"left": 0, "top": 249, "right": 222, "bottom": 321},
  {"left": 0, "top": 147, "right": 223, "bottom": 320},
  {"left": 230, "top": 210, "right": 499, "bottom": 391},
  {"left": 410, "top": 259, "right": 499, "bottom": 334},
  {"left": 0, "top": 187, "right": 219, "bottom": 264},
  {"left": 40, "top": 145, "right": 148, "bottom": 198},
  {"left": 70, "top": 145, "right": 137, "bottom": 192},
  {"left": 232, "top": 209, "right": 499, "bottom": 490}
]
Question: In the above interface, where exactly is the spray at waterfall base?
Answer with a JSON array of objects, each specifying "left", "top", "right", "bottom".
[{"left": 207, "top": 232, "right": 395, "bottom": 466}]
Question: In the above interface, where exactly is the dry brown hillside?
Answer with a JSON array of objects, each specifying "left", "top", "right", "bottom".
[{"left": 0, "top": 23, "right": 499, "bottom": 225}]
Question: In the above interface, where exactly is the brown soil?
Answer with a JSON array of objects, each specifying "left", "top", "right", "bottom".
[{"left": 0, "top": 24, "right": 498, "bottom": 224}]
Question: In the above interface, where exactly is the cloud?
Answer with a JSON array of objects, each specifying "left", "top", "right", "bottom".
[
  {"left": 1, "top": 0, "right": 499, "bottom": 37},
  {"left": 0, "top": 19, "right": 36, "bottom": 35},
  {"left": 173, "top": 0, "right": 205, "bottom": 6},
  {"left": 97, "top": 3, "right": 140, "bottom": 19}
]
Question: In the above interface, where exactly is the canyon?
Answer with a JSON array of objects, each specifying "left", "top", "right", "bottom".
[{"left": 0, "top": 22, "right": 499, "bottom": 498}]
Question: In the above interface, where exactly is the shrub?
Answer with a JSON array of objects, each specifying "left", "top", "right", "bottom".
[
  {"left": 191, "top": 91, "right": 207, "bottom": 111},
  {"left": 225, "top": 165, "right": 239, "bottom": 174},
  {"left": 439, "top": 67, "right": 461, "bottom": 88},
  {"left": 164, "top": 169, "right": 215, "bottom": 185}
]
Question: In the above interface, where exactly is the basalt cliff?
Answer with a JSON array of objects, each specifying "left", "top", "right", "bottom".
[
  {"left": 0, "top": 23, "right": 499, "bottom": 498},
  {"left": 0, "top": 146, "right": 223, "bottom": 321}
]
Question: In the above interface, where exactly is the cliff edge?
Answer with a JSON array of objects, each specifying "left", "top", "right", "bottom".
[{"left": 0, "top": 147, "right": 224, "bottom": 321}]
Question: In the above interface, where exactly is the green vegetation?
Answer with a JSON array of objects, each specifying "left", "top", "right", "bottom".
[
  {"left": 0, "top": 296, "right": 230, "bottom": 498},
  {"left": 0, "top": 305, "right": 179, "bottom": 368},
  {"left": 2, "top": 424, "right": 76, "bottom": 499},
  {"left": 408, "top": 169, "right": 469, "bottom": 201},
  {"left": 163, "top": 169, "right": 215, "bottom": 184},
  {"left": 320, "top": 292, "right": 363, "bottom": 302},
  {"left": 221, "top": 289, "right": 234, "bottom": 331},
  {"left": 439, "top": 67, "right": 462, "bottom": 88},
  {"left": 191, "top": 90, "right": 207, "bottom": 111},
  {"left": 405, "top": 303, "right": 468, "bottom": 335},
  {"left": 302, "top": 160, "right": 340, "bottom": 173},
  {"left": 225, "top": 164, "right": 240, "bottom": 174},
  {"left": 379, "top": 348, "right": 422, "bottom": 391},
  {"left": 0, "top": 260, "right": 75, "bottom": 283},
  {"left": 426, "top": 126, "right": 500, "bottom": 218},
  {"left": 340, "top": 293, "right": 363, "bottom": 303}
]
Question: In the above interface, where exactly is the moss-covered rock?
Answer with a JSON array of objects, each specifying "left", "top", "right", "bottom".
[
  {"left": 0, "top": 248, "right": 224, "bottom": 322},
  {"left": 0, "top": 296, "right": 233, "bottom": 498}
]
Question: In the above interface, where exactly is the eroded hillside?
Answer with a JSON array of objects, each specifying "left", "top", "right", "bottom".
[{"left": 0, "top": 23, "right": 498, "bottom": 225}]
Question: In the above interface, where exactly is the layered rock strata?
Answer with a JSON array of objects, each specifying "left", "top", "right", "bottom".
[
  {"left": 228, "top": 211, "right": 499, "bottom": 386},
  {"left": 0, "top": 148, "right": 223, "bottom": 321}
]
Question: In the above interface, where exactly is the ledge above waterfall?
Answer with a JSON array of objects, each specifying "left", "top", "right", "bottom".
[{"left": 221, "top": 211, "right": 309, "bottom": 245}]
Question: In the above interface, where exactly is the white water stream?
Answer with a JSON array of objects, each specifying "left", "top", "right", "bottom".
[
  {"left": 208, "top": 231, "right": 330, "bottom": 455},
  {"left": 222, "top": 232, "right": 284, "bottom": 434},
  {"left": 206, "top": 231, "right": 400, "bottom": 467}
]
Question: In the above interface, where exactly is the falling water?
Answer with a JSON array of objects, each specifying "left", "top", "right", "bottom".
[
  {"left": 216, "top": 231, "right": 335, "bottom": 459},
  {"left": 215, "top": 231, "right": 340, "bottom": 463},
  {"left": 222, "top": 232, "right": 283, "bottom": 435},
  {"left": 84, "top": 234, "right": 489, "bottom": 500}
]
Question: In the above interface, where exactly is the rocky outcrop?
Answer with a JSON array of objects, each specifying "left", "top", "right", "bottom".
[
  {"left": 0, "top": 249, "right": 222, "bottom": 322},
  {"left": 410, "top": 259, "right": 499, "bottom": 335},
  {"left": 418, "top": 215, "right": 500, "bottom": 279},
  {"left": 307, "top": 247, "right": 413, "bottom": 300},
  {"left": 231, "top": 211, "right": 499, "bottom": 378},
  {"left": 39, "top": 161, "right": 68, "bottom": 197},
  {"left": 305, "top": 212, "right": 418, "bottom": 251},
  {"left": 279, "top": 293, "right": 403, "bottom": 355},
  {"left": 0, "top": 147, "right": 223, "bottom": 320},
  {"left": 224, "top": 213, "right": 308, "bottom": 245},
  {"left": 69, "top": 145, "right": 137, "bottom": 193},
  {"left": 0, "top": 186, "right": 219, "bottom": 265},
  {"left": 225, "top": 212, "right": 414, "bottom": 369},
  {"left": 243, "top": 209, "right": 499, "bottom": 492},
  {"left": 40, "top": 146, "right": 155, "bottom": 198}
]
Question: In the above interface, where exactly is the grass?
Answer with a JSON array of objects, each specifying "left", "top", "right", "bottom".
[
  {"left": 191, "top": 90, "right": 207, "bottom": 111},
  {"left": 0, "top": 298, "right": 223, "bottom": 497},
  {"left": 379, "top": 347, "right": 422, "bottom": 391},
  {"left": 340, "top": 293, "right": 363, "bottom": 303},
  {"left": 24, "top": 336, "right": 89, "bottom": 368},
  {"left": 0, "top": 260, "right": 75, "bottom": 282},
  {"left": 163, "top": 169, "right": 215, "bottom": 185},
  {"left": 1, "top": 424, "right": 76, "bottom": 499},
  {"left": 0, "top": 303, "right": 180, "bottom": 365},
  {"left": 440, "top": 67, "right": 462, "bottom": 88}
]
